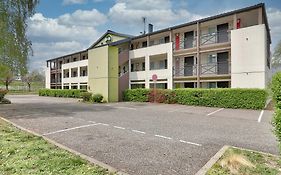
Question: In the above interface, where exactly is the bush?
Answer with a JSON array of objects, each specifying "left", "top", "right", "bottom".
[
  {"left": 124, "top": 88, "right": 267, "bottom": 109},
  {"left": 92, "top": 94, "right": 103, "bottom": 103},
  {"left": 1, "top": 98, "right": 11, "bottom": 104},
  {"left": 272, "top": 72, "right": 281, "bottom": 149},
  {"left": 81, "top": 92, "right": 92, "bottom": 102},
  {"left": 123, "top": 88, "right": 150, "bottom": 102},
  {"left": 38, "top": 89, "right": 85, "bottom": 98},
  {"left": 0, "top": 89, "right": 8, "bottom": 101}
]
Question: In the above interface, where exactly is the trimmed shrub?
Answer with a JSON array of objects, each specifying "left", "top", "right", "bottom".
[
  {"left": 272, "top": 72, "right": 281, "bottom": 149},
  {"left": 38, "top": 89, "right": 85, "bottom": 98},
  {"left": 124, "top": 88, "right": 267, "bottom": 109},
  {"left": 1, "top": 98, "right": 11, "bottom": 104},
  {"left": 81, "top": 92, "right": 92, "bottom": 102},
  {"left": 0, "top": 89, "right": 8, "bottom": 101},
  {"left": 123, "top": 88, "right": 150, "bottom": 102},
  {"left": 92, "top": 94, "right": 103, "bottom": 103},
  {"left": 148, "top": 89, "right": 176, "bottom": 104}
]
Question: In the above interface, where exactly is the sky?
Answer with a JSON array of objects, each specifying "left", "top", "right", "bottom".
[{"left": 27, "top": 0, "right": 281, "bottom": 71}]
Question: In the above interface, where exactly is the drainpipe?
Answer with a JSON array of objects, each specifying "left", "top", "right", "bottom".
[{"left": 196, "top": 22, "right": 200, "bottom": 88}]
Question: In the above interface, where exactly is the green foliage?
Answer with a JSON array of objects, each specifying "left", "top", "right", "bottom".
[
  {"left": 123, "top": 89, "right": 150, "bottom": 102},
  {"left": 0, "top": 1, "right": 39, "bottom": 74},
  {"left": 0, "top": 64, "right": 14, "bottom": 90},
  {"left": 174, "top": 88, "right": 266, "bottom": 109},
  {"left": 272, "top": 40, "right": 281, "bottom": 67},
  {"left": 38, "top": 89, "right": 85, "bottom": 98},
  {"left": 92, "top": 94, "right": 103, "bottom": 103},
  {"left": 81, "top": 92, "right": 92, "bottom": 102},
  {"left": 124, "top": 88, "right": 267, "bottom": 109},
  {"left": 271, "top": 72, "right": 281, "bottom": 150},
  {"left": 0, "top": 120, "right": 111, "bottom": 174},
  {"left": 0, "top": 89, "right": 8, "bottom": 104}
]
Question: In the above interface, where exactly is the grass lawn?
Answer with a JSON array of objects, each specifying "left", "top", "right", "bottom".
[
  {"left": 207, "top": 147, "right": 281, "bottom": 175},
  {"left": 0, "top": 119, "right": 113, "bottom": 175}
]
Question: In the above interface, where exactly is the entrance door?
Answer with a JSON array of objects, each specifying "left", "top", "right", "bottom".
[
  {"left": 217, "top": 23, "right": 228, "bottom": 43},
  {"left": 184, "top": 56, "right": 194, "bottom": 76},
  {"left": 217, "top": 52, "right": 228, "bottom": 74},
  {"left": 184, "top": 31, "right": 194, "bottom": 49}
]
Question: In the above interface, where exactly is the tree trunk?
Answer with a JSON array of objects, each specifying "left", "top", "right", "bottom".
[
  {"left": 5, "top": 83, "right": 8, "bottom": 90},
  {"left": 28, "top": 83, "right": 31, "bottom": 92}
]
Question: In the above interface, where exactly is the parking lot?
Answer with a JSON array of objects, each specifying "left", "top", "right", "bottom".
[{"left": 0, "top": 95, "right": 278, "bottom": 175}]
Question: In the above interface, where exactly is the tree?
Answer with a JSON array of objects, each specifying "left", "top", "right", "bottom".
[
  {"left": 0, "top": 64, "right": 14, "bottom": 90},
  {"left": 272, "top": 40, "right": 281, "bottom": 68},
  {"left": 0, "top": 0, "right": 39, "bottom": 75},
  {"left": 22, "top": 70, "right": 44, "bottom": 92}
]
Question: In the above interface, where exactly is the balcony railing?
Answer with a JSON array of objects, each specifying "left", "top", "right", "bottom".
[
  {"left": 173, "top": 37, "right": 197, "bottom": 50},
  {"left": 200, "top": 31, "right": 230, "bottom": 46},
  {"left": 173, "top": 61, "right": 230, "bottom": 77},
  {"left": 173, "top": 64, "right": 197, "bottom": 77}
]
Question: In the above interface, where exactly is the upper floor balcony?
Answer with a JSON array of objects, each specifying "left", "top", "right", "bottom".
[{"left": 173, "top": 61, "right": 231, "bottom": 77}]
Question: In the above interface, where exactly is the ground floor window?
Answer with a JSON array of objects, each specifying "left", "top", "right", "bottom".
[
  {"left": 80, "top": 85, "right": 87, "bottom": 90},
  {"left": 217, "top": 81, "right": 229, "bottom": 88},
  {"left": 71, "top": 85, "right": 78, "bottom": 89},
  {"left": 149, "top": 83, "right": 167, "bottom": 89},
  {"left": 63, "top": 86, "right": 69, "bottom": 89},
  {"left": 131, "top": 84, "right": 145, "bottom": 89},
  {"left": 184, "top": 82, "right": 196, "bottom": 88}
]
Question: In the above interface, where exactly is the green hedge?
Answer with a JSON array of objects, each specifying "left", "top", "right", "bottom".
[
  {"left": 123, "top": 88, "right": 267, "bottom": 109},
  {"left": 272, "top": 72, "right": 281, "bottom": 149},
  {"left": 123, "top": 89, "right": 150, "bottom": 102},
  {"left": 39, "top": 89, "right": 86, "bottom": 98}
]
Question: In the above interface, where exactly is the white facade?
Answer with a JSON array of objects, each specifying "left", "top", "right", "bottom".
[
  {"left": 45, "top": 67, "right": 50, "bottom": 89},
  {"left": 61, "top": 59, "right": 88, "bottom": 89},
  {"left": 231, "top": 24, "right": 270, "bottom": 88},
  {"left": 129, "top": 42, "right": 173, "bottom": 89}
]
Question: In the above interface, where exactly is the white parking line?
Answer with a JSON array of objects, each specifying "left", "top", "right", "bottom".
[
  {"left": 207, "top": 108, "right": 224, "bottom": 116},
  {"left": 132, "top": 130, "right": 146, "bottom": 134},
  {"left": 88, "top": 121, "right": 96, "bottom": 123},
  {"left": 179, "top": 139, "right": 202, "bottom": 147},
  {"left": 97, "top": 123, "right": 109, "bottom": 126},
  {"left": 43, "top": 123, "right": 100, "bottom": 136},
  {"left": 113, "top": 126, "right": 126, "bottom": 130},
  {"left": 258, "top": 110, "right": 264, "bottom": 123},
  {"left": 114, "top": 106, "right": 137, "bottom": 110},
  {"left": 155, "top": 134, "right": 172, "bottom": 140}
]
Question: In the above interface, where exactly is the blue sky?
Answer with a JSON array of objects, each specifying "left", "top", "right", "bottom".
[{"left": 27, "top": 0, "right": 281, "bottom": 70}]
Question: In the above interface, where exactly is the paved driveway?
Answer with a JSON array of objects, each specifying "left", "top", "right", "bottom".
[{"left": 0, "top": 95, "right": 278, "bottom": 175}]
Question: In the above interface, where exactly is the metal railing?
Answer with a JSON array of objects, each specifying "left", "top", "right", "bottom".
[
  {"left": 200, "top": 30, "right": 230, "bottom": 46},
  {"left": 173, "top": 64, "right": 197, "bottom": 77},
  {"left": 173, "top": 37, "right": 197, "bottom": 50},
  {"left": 173, "top": 61, "right": 230, "bottom": 77}
]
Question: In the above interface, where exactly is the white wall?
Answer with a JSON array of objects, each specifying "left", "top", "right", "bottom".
[
  {"left": 231, "top": 24, "right": 269, "bottom": 89},
  {"left": 45, "top": 66, "right": 50, "bottom": 89},
  {"left": 61, "top": 59, "right": 88, "bottom": 89},
  {"left": 129, "top": 42, "right": 173, "bottom": 89}
]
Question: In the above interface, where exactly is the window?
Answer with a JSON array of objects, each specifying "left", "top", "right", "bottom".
[
  {"left": 142, "top": 62, "right": 145, "bottom": 71},
  {"left": 208, "top": 54, "right": 216, "bottom": 63},
  {"left": 217, "top": 81, "right": 229, "bottom": 88},
  {"left": 131, "top": 84, "right": 145, "bottom": 89},
  {"left": 150, "top": 62, "right": 155, "bottom": 70},
  {"left": 164, "top": 36, "right": 170, "bottom": 43},
  {"left": 208, "top": 82, "right": 217, "bottom": 88},
  {"left": 142, "top": 41, "right": 147, "bottom": 48},
  {"left": 73, "top": 57, "right": 77, "bottom": 62},
  {"left": 80, "top": 85, "right": 87, "bottom": 90},
  {"left": 184, "top": 82, "right": 195, "bottom": 88},
  {"left": 131, "top": 64, "right": 134, "bottom": 72},
  {"left": 149, "top": 83, "right": 167, "bottom": 89}
]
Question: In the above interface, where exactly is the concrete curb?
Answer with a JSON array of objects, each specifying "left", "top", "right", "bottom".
[
  {"left": 195, "top": 145, "right": 229, "bottom": 175},
  {"left": 0, "top": 116, "right": 129, "bottom": 175}
]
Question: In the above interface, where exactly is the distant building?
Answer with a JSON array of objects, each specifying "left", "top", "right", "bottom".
[{"left": 45, "top": 3, "right": 271, "bottom": 102}]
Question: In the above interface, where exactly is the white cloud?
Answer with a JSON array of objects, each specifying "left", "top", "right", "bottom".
[
  {"left": 27, "top": 9, "right": 106, "bottom": 70},
  {"left": 58, "top": 9, "right": 107, "bottom": 27},
  {"left": 62, "top": 0, "right": 87, "bottom": 5},
  {"left": 108, "top": 0, "right": 203, "bottom": 31},
  {"left": 267, "top": 8, "right": 281, "bottom": 49}
]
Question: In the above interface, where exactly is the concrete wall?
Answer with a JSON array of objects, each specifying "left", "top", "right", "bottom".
[
  {"left": 88, "top": 45, "right": 119, "bottom": 102},
  {"left": 231, "top": 24, "right": 269, "bottom": 88},
  {"left": 45, "top": 67, "right": 50, "bottom": 89},
  {"left": 129, "top": 42, "right": 173, "bottom": 89}
]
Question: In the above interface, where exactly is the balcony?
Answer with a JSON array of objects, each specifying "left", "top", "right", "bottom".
[
  {"left": 200, "top": 31, "right": 230, "bottom": 46},
  {"left": 173, "top": 61, "right": 230, "bottom": 77},
  {"left": 173, "top": 37, "right": 197, "bottom": 51}
]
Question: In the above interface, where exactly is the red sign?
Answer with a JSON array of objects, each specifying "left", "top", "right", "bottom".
[{"left": 152, "top": 74, "right": 158, "bottom": 81}]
